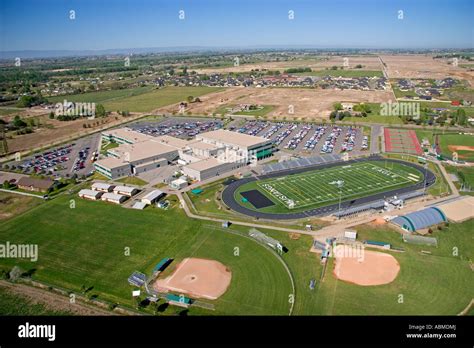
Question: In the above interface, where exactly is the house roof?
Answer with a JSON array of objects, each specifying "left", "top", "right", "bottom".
[
  {"left": 184, "top": 157, "right": 223, "bottom": 172},
  {"left": 17, "top": 177, "right": 54, "bottom": 189}
]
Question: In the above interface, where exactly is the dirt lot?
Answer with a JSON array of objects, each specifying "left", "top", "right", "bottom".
[
  {"left": 4, "top": 112, "right": 137, "bottom": 155},
  {"left": 194, "top": 56, "right": 383, "bottom": 74},
  {"left": 381, "top": 54, "right": 474, "bottom": 86},
  {"left": 158, "top": 87, "right": 393, "bottom": 120}
]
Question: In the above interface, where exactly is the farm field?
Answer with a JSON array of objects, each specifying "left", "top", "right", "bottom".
[
  {"left": 193, "top": 55, "right": 383, "bottom": 74},
  {"left": 0, "top": 193, "right": 292, "bottom": 315},
  {"left": 381, "top": 54, "right": 474, "bottom": 86},
  {"left": 159, "top": 86, "right": 394, "bottom": 120},
  {"left": 47, "top": 86, "right": 155, "bottom": 104},
  {"left": 235, "top": 160, "right": 424, "bottom": 214},
  {"left": 103, "top": 86, "right": 224, "bottom": 113},
  {"left": 295, "top": 70, "right": 384, "bottom": 78}
]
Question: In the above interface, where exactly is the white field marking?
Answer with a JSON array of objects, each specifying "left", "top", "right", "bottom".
[{"left": 256, "top": 162, "right": 414, "bottom": 209}]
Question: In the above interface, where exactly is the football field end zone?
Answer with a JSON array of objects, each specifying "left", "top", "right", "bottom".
[{"left": 222, "top": 156, "right": 436, "bottom": 220}]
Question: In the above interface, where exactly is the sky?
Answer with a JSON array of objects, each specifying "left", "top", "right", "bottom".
[{"left": 0, "top": 0, "right": 473, "bottom": 52}]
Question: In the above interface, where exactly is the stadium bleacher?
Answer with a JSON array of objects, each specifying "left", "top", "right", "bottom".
[
  {"left": 128, "top": 271, "right": 147, "bottom": 287},
  {"left": 333, "top": 191, "right": 426, "bottom": 218},
  {"left": 262, "top": 154, "right": 342, "bottom": 174}
]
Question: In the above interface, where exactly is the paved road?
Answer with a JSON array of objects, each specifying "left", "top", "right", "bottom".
[{"left": 221, "top": 156, "right": 436, "bottom": 220}]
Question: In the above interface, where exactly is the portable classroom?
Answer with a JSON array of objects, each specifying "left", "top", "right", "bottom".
[{"left": 113, "top": 185, "right": 139, "bottom": 197}]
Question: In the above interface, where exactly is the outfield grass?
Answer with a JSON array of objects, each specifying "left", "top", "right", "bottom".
[
  {"left": 102, "top": 86, "right": 224, "bottom": 113},
  {"left": 235, "top": 160, "right": 424, "bottom": 214},
  {"left": 259, "top": 217, "right": 474, "bottom": 315},
  {"left": 0, "top": 193, "right": 292, "bottom": 315},
  {"left": 415, "top": 130, "right": 474, "bottom": 162}
]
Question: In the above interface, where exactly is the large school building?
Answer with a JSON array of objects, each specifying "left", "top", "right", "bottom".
[{"left": 94, "top": 128, "right": 273, "bottom": 180}]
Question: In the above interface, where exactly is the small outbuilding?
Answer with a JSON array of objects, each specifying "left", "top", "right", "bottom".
[
  {"left": 101, "top": 192, "right": 127, "bottom": 204},
  {"left": 113, "top": 185, "right": 139, "bottom": 197},
  {"left": 78, "top": 189, "right": 103, "bottom": 200},
  {"left": 141, "top": 189, "right": 165, "bottom": 205},
  {"left": 91, "top": 182, "right": 115, "bottom": 192}
]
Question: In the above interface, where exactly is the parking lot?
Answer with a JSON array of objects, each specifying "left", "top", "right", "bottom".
[
  {"left": 6, "top": 133, "right": 101, "bottom": 179},
  {"left": 228, "top": 120, "right": 366, "bottom": 155},
  {"left": 128, "top": 117, "right": 223, "bottom": 139}
]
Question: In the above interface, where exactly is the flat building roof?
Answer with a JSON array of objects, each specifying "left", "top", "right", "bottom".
[{"left": 198, "top": 129, "right": 269, "bottom": 149}]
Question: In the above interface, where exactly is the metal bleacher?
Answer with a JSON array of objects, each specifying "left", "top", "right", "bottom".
[
  {"left": 262, "top": 154, "right": 342, "bottom": 174},
  {"left": 333, "top": 190, "right": 426, "bottom": 218}
]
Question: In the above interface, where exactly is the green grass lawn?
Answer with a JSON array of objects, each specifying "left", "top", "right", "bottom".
[
  {"left": 0, "top": 193, "right": 292, "bottom": 315},
  {"left": 102, "top": 86, "right": 223, "bottom": 113},
  {"left": 234, "top": 105, "right": 275, "bottom": 117},
  {"left": 415, "top": 130, "right": 474, "bottom": 162},
  {"left": 234, "top": 160, "right": 424, "bottom": 214},
  {"left": 0, "top": 192, "right": 44, "bottom": 222},
  {"left": 444, "top": 165, "right": 474, "bottom": 195},
  {"left": 47, "top": 86, "right": 223, "bottom": 113},
  {"left": 295, "top": 70, "right": 384, "bottom": 78},
  {"left": 47, "top": 86, "right": 155, "bottom": 104},
  {"left": 260, "top": 218, "right": 474, "bottom": 315},
  {"left": 116, "top": 176, "right": 148, "bottom": 186}
]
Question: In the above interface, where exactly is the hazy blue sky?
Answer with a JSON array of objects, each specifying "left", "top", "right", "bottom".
[{"left": 1, "top": 0, "right": 473, "bottom": 51}]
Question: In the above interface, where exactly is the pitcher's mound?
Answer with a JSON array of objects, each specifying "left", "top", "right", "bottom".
[
  {"left": 333, "top": 246, "right": 400, "bottom": 286},
  {"left": 154, "top": 258, "right": 232, "bottom": 300}
]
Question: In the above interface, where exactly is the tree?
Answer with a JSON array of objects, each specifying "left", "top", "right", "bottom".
[
  {"left": 3, "top": 180, "right": 11, "bottom": 189},
  {"left": 96, "top": 104, "right": 106, "bottom": 118},
  {"left": 49, "top": 111, "right": 55, "bottom": 119},
  {"left": 187, "top": 96, "right": 194, "bottom": 103},
  {"left": 333, "top": 102, "right": 343, "bottom": 111}
]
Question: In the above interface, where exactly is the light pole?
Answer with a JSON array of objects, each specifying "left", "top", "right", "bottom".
[{"left": 337, "top": 180, "right": 345, "bottom": 216}]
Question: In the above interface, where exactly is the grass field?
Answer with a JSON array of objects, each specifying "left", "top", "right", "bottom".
[
  {"left": 295, "top": 70, "right": 384, "bottom": 78},
  {"left": 235, "top": 161, "right": 424, "bottom": 214},
  {"left": 0, "top": 193, "right": 292, "bottom": 315},
  {"left": 262, "top": 217, "right": 473, "bottom": 315},
  {"left": 102, "top": 86, "right": 223, "bottom": 112},
  {"left": 47, "top": 86, "right": 223, "bottom": 113},
  {"left": 0, "top": 192, "right": 44, "bottom": 222},
  {"left": 415, "top": 130, "right": 474, "bottom": 161},
  {"left": 47, "top": 86, "right": 155, "bottom": 104},
  {"left": 234, "top": 105, "right": 275, "bottom": 117},
  {"left": 116, "top": 176, "right": 148, "bottom": 186}
]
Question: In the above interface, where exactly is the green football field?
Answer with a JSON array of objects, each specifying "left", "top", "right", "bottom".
[{"left": 236, "top": 161, "right": 424, "bottom": 213}]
